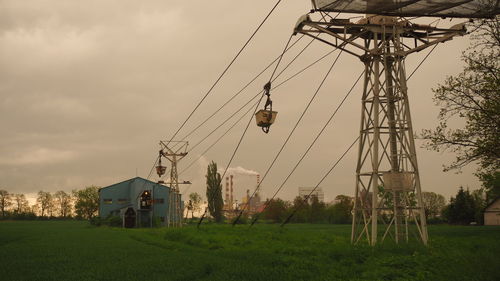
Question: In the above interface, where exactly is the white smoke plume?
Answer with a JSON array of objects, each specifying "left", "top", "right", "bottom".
[{"left": 219, "top": 166, "right": 259, "bottom": 176}]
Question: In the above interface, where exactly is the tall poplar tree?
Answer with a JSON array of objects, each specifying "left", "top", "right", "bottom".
[{"left": 206, "top": 161, "right": 223, "bottom": 222}]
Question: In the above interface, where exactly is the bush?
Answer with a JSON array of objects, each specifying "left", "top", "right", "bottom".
[
  {"left": 233, "top": 214, "right": 248, "bottom": 225},
  {"left": 89, "top": 216, "right": 102, "bottom": 226},
  {"left": 105, "top": 216, "right": 122, "bottom": 227}
]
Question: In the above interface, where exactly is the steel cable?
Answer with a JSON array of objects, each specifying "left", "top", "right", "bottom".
[
  {"left": 280, "top": 136, "right": 360, "bottom": 227},
  {"left": 197, "top": 34, "right": 294, "bottom": 227},
  {"left": 233, "top": 50, "right": 346, "bottom": 225},
  {"left": 178, "top": 44, "right": 339, "bottom": 183},
  {"left": 165, "top": 0, "right": 284, "bottom": 146},
  {"left": 248, "top": 70, "right": 364, "bottom": 227},
  {"left": 250, "top": 36, "right": 442, "bottom": 226}
]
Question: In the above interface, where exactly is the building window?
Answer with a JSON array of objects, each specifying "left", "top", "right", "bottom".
[
  {"left": 103, "top": 199, "right": 112, "bottom": 204},
  {"left": 118, "top": 199, "right": 128, "bottom": 204},
  {"left": 140, "top": 190, "right": 152, "bottom": 210}
]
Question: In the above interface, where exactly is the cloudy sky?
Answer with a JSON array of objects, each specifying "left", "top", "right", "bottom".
[{"left": 0, "top": 0, "right": 481, "bottom": 203}]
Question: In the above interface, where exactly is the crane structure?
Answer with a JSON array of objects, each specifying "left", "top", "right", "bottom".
[
  {"left": 294, "top": 13, "right": 467, "bottom": 245},
  {"left": 158, "top": 141, "right": 189, "bottom": 227}
]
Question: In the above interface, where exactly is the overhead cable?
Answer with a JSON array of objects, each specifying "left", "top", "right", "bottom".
[
  {"left": 197, "top": 34, "right": 294, "bottom": 227},
  {"left": 249, "top": 70, "right": 364, "bottom": 226},
  {"left": 218, "top": 34, "right": 294, "bottom": 185},
  {"left": 233, "top": 50, "right": 346, "bottom": 225},
  {"left": 174, "top": 34, "right": 308, "bottom": 148},
  {"left": 180, "top": 99, "right": 260, "bottom": 195},
  {"left": 187, "top": 37, "right": 318, "bottom": 153},
  {"left": 280, "top": 136, "right": 360, "bottom": 227},
  {"left": 179, "top": 42, "right": 339, "bottom": 179},
  {"left": 165, "top": 0, "right": 284, "bottom": 146}
]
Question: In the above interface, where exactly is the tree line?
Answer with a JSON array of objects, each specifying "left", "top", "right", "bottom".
[
  {"left": 202, "top": 161, "right": 495, "bottom": 225},
  {"left": 0, "top": 186, "right": 99, "bottom": 220},
  {"left": 201, "top": 187, "right": 493, "bottom": 225}
]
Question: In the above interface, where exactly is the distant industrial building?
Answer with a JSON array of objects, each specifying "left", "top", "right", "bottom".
[
  {"left": 484, "top": 197, "right": 500, "bottom": 226},
  {"left": 299, "top": 187, "right": 324, "bottom": 202},
  {"left": 241, "top": 189, "right": 263, "bottom": 213},
  {"left": 99, "top": 177, "right": 182, "bottom": 227}
]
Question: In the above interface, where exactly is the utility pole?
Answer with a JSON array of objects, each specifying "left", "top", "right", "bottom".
[
  {"left": 157, "top": 141, "right": 189, "bottom": 227},
  {"left": 294, "top": 14, "right": 466, "bottom": 245}
]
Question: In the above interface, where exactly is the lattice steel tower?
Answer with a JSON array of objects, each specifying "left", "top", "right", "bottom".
[
  {"left": 294, "top": 13, "right": 466, "bottom": 245},
  {"left": 158, "top": 141, "right": 188, "bottom": 227}
]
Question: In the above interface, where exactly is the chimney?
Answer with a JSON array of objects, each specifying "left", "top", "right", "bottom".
[
  {"left": 256, "top": 174, "right": 261, "bottom": 195},
  {"left": 230, "top": 175, "right": 234, "bottom": 210},
  {"left": 225, "top": 176, "right": 229, "bottom": 208}
]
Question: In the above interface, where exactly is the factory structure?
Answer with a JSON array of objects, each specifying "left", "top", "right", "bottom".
[
  {"left": 223, "top": 174, "right": 264, "bottom": 217},
  {"left": 98, "top": 177, "right": 182, "bottom": 227},
  {"left": 299, "top": 187, "right": 325, "bottom": 203}
]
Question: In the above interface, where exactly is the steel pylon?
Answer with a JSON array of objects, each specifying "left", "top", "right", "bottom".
[
  {"left": 159, "top": 141, "right": 188, "bottom": 227},
  {"left": 294, "top": 14, "right": 466, "bottom": 245}
]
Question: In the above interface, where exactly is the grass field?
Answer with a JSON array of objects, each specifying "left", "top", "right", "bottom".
[{"left": 0, "top": 221, "right": 499, "bottom": 281}]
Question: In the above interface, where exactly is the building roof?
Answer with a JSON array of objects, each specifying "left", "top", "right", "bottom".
[{"left": 98, "top": 177, "right": 167, "bottom": 192}]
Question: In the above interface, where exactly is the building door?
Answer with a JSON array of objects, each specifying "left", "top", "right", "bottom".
[{"left": 124, "top": 207, "right": 136, "bottom": 228}]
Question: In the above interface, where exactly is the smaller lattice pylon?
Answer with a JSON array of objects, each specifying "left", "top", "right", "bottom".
[{"left": 158, "top": 141, "right": 189, "bottom": 227}]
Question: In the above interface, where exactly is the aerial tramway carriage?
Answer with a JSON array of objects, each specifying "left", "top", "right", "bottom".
[
  {"left": 255, "top": 82, "right": 278, "bottom": 133},
  {"left": 156, "top": 150, "right": 167, "bottom": 179}
]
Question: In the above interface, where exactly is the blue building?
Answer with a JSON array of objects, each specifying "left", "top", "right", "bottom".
[{"left": 98, "top": 177, "right": 182, "bottom": 227}]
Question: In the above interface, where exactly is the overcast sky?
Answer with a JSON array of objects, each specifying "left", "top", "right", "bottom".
[{"left": 0, "top": 0, "right": 482, "bottom": 203}]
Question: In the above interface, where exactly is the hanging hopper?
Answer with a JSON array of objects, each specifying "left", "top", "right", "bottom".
[{"left": 255, "top": 109, "right": 278, "bottom": 128}]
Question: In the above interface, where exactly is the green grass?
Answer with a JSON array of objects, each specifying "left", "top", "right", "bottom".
[{"left": 0, "top": 221, "right": 499, "bottom": 281}]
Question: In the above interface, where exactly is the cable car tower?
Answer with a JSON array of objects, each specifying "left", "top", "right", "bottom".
[
  {"left": 294, "top": 0, "right": 497, "bottom": 245},
  {"left": 157, "top": 141, "right": 189, "bottom": 227}
]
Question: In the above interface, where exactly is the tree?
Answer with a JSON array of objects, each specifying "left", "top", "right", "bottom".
[
  {"left": 309, "top": 195, "right": 326, "bottom": 223},
  {"left": 54, "top": 190, "right": 72, "bottom": 217},
  {"left": 421, "top": 17, "right": 499, "bottom": 176},
  {"left": 37, "top": 191, "right": 53, "bottom": 217},
  {"left": 205, "top": 162, "right": 223, "bottom": 222},
  {"left": 471, "top": 188, "right": 487, "bottom": 224},
  {"left": 443, "top": 187, "right": 477, "bottom": 225},
  {"left": 31, "top": 204, "right": 40, "bottom": 216},
  {"left": 73, "top": 186, "right": 99, "bottom": 220},
  {"left": 262, "top": 198, "right": 289, "bottom": 223},
  {"left": 0, "top": 190, "right": 12, "bottom": 217},
  {"left": 13, "top": 194, "right": 30, "bottom": 214},
  {"left": 422, "top": 192, "right": 446, "bottom": 220},
  {"left": 290, "top": 196, "right": 310, "bottom": 223},
  {"left": 188, "top": 192, "right": 202, "bottom": 219},
  {"left": 327, "top": 195, "right": 353, "bottom": 224},
  {"left": 479, "top": 171, "right": 500, "bottom": 203}
]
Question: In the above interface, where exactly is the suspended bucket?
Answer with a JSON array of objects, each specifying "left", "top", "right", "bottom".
[
  {"left": 156, "top": 165, "right": 167, "bottom": 177},
  {"left": 255, "top": 109, "right": 277, "bottom": 128}
]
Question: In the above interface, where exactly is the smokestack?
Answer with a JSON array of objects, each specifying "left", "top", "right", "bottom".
[
  {"left": 256, "top": 174, "right": 260, "bottom": 194},
  {"left": 225, "top": 176, "right": 229, "bottom": 208},
  {"left": 230, "top": 175, "right": 234, "bottom": 210}
]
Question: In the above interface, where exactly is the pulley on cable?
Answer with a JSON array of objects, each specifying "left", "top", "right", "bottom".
[
  {"left": 156, "top": 150, "right": 167, "bottom": 180},
  {"left": 255, "top": 81, "right": 278, "bottom": 133}
]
